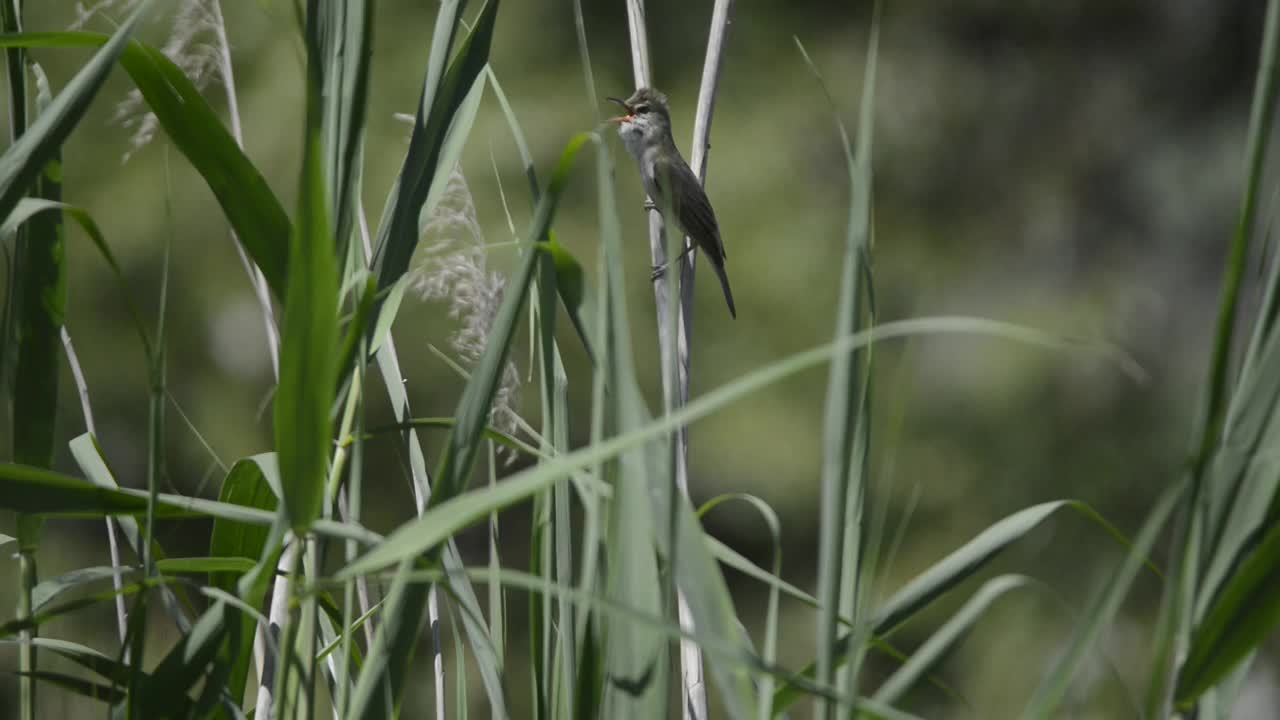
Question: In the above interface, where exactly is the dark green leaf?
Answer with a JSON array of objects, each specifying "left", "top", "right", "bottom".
[
  {"left": 369, "top": 0, "right": 498, "bottom": 299},
  {"left": 274, "top": 43, "right": 340, "bottom": 534},
  {"left": 1176, "top": 518, "right": 1280, "bottom": 706},
  {"left": 0, "top": 31, "right": 292, "bottom": 297},
  {"left": 7, "top": 91, "right": 65, "bottom": 471},
  {"left": 0, "top": 3, "right": 149, "bottom": 225}
]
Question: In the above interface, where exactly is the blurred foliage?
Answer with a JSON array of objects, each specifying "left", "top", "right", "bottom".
[{"left": 2, "top": 1, "right": 1278, "bottom": 716}]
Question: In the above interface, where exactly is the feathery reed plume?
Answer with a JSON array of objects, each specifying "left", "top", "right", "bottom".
[
  {"left": 412, "top": 166, "right": 522, "bottom": 446},
  {"left": 76, "top": 0, "right": 231, "bottom": 160}
]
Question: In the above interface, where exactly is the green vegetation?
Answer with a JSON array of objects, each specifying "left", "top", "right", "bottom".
[{"left": 1, "top": 1, "right": 1278, "bottom": 717}]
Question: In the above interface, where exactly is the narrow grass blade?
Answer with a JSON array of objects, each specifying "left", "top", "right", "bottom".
[
  {"left": 318, "top": 0, "right": 372, "bottom": 260},
  {"left": 873, "top": 501, "right": 1069, "bottom": 635},
  {"left": 156, "top": 557, "right": 258, "bottom": 574},
  {"left": 1025, "top": 479, "right": 1187, "bottom": 717},
  {"left": 369, "top": 0, "right": 498, "bottom": 299},
  {"left": 581, "top": 119, "right": 671, "bottom": 717},
  {"left": 795, "top": 22, "right": 880, "bottom": 714},
  {"left": 1176, "top": 517, "right": 1280, "bottom": 707},
  {"left": 698, "top": 494, "right": 784, "bottom": 720},
  {"left": 1190, "top": 19, "right": 1280, "bottom": 709},
  {"left": 0, "top": 462, "right": 198, "bottom": 517},
  {"left": 369, "top": 565, "right": 907, "bottom": 712},
  {"left": 434, "top": 132, "right": 591, "bottom": 505},
  {"left": 8, "top": 93, "right": 64, "bottom": 473},
  {"left": 771, "top": 499, "right": 1152, "bottom": 713},
  {"left": 356, "top": 416, "right": 543, "bottom": 459},
  {"left": 419, "top": 67, "right": 486, "bottom": 235},
  {"left": 0, "top": 461, "right": 378, "bottom": 543},
  {"left": 25, "top": 637, "right": 133, "bottom": 687},
  {"left": 275, "top": 0, "right": 341, "bottom": 536},
  {"left": 0, "top": 577, "right": 172, "bottom": 635},
  {"left": 346, "top": 7, "right": 513, "bottom": 713},
  {"left": 11, "top": 671, "right": 125, "bottom": 705},
  {"left": 873, "top": 575, "right": 1031, "bottom": 706},
  {"left": 31, "top": 565, "right": 133, "bottom": 612},
  {"left": 68, "top": 433, "right": 193, "bottom": 632},
  {"left": 337, "top": 458, "right": 605, "bottom": 581},
  {"left": 132, "top": 600, "right": 240, "bottom": 716}
]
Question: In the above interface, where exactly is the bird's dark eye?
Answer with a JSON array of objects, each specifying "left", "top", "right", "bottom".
[{"left": 634, "top": 104, "right": 650, "bottom": 114}]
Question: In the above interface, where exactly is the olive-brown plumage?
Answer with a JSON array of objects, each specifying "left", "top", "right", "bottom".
[{"left": 607, "top": 88, "right": 736, "bottom": 318}]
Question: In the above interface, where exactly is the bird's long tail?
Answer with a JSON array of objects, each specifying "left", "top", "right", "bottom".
[{"left": 708, "top": 257, "right": 737, "bottom": 319}]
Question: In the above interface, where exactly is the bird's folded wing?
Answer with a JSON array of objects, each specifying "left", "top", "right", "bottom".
[{"left": 651, "top": 153, "right": 726, "bottom": 261}]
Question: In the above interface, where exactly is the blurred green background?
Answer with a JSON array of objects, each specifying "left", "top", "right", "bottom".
[{"left": 3, "top": 0, "right": 1278, "bottom": 716}]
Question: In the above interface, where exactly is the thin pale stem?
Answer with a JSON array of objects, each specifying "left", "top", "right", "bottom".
[
  {"left": 256, "top": 538, "right": 298, "bottom": 719},
  {"left": 358, "top": 199, "right": 446, "bottom": 718},
  {"left": 62, "top": 327, "right": 128, "bottom": 643},
  {"left": 209, "top": 0, "right": 279, "bottom": 378},
  {"left": 623, "top": 1, "right": 735, "bottom": 717}
]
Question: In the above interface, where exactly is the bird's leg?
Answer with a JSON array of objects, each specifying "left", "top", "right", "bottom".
[{"left": 651, "top": 241, "right": 697, "bottom": 281}]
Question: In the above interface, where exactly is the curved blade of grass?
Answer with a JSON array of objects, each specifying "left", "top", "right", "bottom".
[
  {"left": 0, "top": 31, "right": 291, "bottom": 297},
  {"left": 699, "top": 494, "right": 784, "bottom": 720},
  {"left": 1024, "top": 478, "right": 1186, "bottom": 717},
  {"left": 24, "top": 637, "right": 133, "bottom": 687},
  {"left": 0, "top": 575, "right": 174, "bottom": 635},
  {"left": 1176, "top": 516, "right": 1280, "bottom": 707},
  {"left": 873, "top": 575, "right": 1031, "bottom": 706},
  {"left": 340, "top": 317, "right": 1138, "bottom": 580},
  {"left": 10, "top": 671, "right": 124, "bottom": 705},
  {"left": 32, "top": 565, "right": 133, "bottom": 612},
  {"left": 771, "top": 498, "right": 1156, "bottom": 713},
  {"left": 873, "top": 501, "right": 1065, "bottom": 634},
  {"left": 0, "top": 461, "right": 378, "bottom": 544},
  {"left": 706, "top": 535, "right": 966, "bottom": 707}
]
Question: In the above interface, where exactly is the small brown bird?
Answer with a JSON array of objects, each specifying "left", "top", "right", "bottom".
[{"left": 607, "top": 88, "right": 736, "bottom": 318}]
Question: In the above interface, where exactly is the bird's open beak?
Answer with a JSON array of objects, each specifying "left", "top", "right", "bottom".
[{"left": 606, "top": 96, "right": 632, "bottom": 123}]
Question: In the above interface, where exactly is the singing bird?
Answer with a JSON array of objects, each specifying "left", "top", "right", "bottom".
[{"left": 608, "top": 88, "right": 737, "bottom": 318}]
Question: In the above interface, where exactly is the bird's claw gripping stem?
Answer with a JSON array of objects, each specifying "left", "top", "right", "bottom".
[{"left": 650, "top": 243, "right": 697, "bottom": 282}]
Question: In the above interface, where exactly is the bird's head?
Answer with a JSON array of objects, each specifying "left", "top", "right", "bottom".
[{"left": 607, "top": 87, "right": 672, "bottom": 148}]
